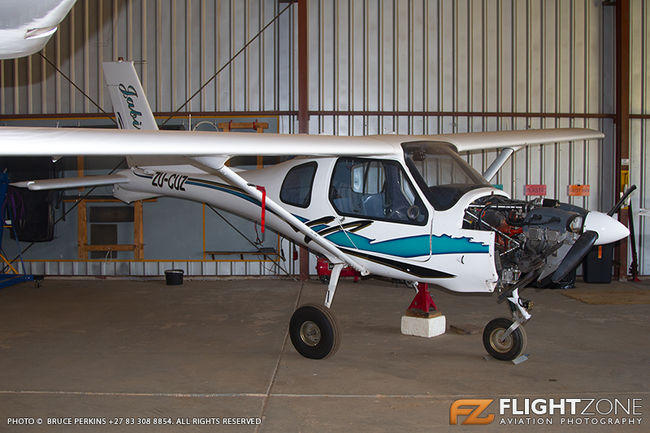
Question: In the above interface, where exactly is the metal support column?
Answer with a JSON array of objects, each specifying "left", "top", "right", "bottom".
[
  {"left": 614, "top": 0, "right": 630, "bottom": 280},
  {"left": 298, "top": 0, "right": 310, "bottom": 281}
]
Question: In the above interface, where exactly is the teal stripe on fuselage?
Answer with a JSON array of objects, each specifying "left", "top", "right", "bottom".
[
  {"left": 132, "top": 173, "right": 487, "bottom": 259},
  {"left": 429, "top": 234, "right": 489, "bottom": 254},
  {"left": 324, "top": 231, "right": 488, "bottom": 258}
]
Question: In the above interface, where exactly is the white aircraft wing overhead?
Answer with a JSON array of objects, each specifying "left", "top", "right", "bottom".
[
  {"left": 0, "top": 0, "right": 77, "bottom": 59},
  {"left": 429, "top": 128, "right": 605, "bottom": 153},
  {"left": 0, "top": 127, "right": 398, "bottom": 158},
  {"left": 0, "top": 126, "right": 603, "bottom": 158}
]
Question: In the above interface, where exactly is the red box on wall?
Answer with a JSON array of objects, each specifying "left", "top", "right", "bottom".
[{"left": 524, "top": 184, "right": 547, "bottom": 196}]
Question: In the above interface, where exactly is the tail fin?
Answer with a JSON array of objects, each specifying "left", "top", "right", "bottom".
[
  {"left": 102, "top": 60, "right": 207, "bottom": 176},
  {"left": 103, "top": 61, "right": 158, "bottom": 131}
]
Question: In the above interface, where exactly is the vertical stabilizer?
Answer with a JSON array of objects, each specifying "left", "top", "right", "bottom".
[
  {"left": 102, "top": 60, "right": 205, "bottom": 175},
  {"left": 103, "top": 61, "right": 158, "bottom": 131}
]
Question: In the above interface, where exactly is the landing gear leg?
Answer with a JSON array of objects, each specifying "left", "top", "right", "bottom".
[
  {"left": 289, "top": 263, "right": 343, "bottom": 359},
  {"left": 324, "top": 264, "right": 343, "bottom": 308},
  {"left": 483, "top": 288, "right": 531, "bottom": 361}
]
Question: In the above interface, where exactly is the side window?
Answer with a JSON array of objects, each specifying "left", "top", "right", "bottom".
[
  {"left": 280, "top": 162, "right": 317, "bottom": 208},
  {"left": 329, "top": 158, "right": 428, "bottom": 225}
]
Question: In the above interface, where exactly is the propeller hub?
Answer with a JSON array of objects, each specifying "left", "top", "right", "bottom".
[{"left": 583, "top": 211, "right": 629, "bottom": 245}]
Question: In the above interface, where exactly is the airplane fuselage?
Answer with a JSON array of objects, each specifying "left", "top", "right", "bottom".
[{"left": 113, "top": 155, "right": 500, "bottom": 294}]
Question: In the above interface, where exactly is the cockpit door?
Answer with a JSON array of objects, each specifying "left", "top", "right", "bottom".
[{"left": 327, "top": 157, "right": 432, "bottom": 262}]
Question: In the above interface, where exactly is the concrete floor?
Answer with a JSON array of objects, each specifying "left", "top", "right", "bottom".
[{"left": 0, "top": 277, "right": 648, "bottom": 432}]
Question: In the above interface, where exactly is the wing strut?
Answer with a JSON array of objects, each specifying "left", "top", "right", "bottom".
[
  {"left": 482, "top": 147, "right": 516, "bottom": 182},
  {"left": 193, "top": 157, "right": 369, "bottom": 276}
]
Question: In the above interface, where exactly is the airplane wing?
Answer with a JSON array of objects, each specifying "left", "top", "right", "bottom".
[
  {"left": 0, "top": 127, "right": 398, "bottom": 158},
  {"left": 0, "top": 0, "right": 77, "bottom": 59},
  {"left": 0, "top": 126, "right": 603, "bottom": 187},
  {"left": 396, "top": 128, "right": 605, "bottom": 153},
  {"left": 0, "top": 126, "right": 603, "bottom": 158},
  {"left": 0, "top": 125, "right": 604, "bottom": 186},
  {"left": 419, "top": 128, "right": 605, "bottom": 182}
]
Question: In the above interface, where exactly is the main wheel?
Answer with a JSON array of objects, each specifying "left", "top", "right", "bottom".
[
  {"left": 482, "top": 317, "right": 527, "bottom": 361},
  {"left": 289, "top": 304, "right": 340, "bottom": 359}
]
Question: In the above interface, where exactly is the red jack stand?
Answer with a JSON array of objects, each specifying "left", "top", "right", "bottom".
[
  {"left": 401, "top": 283, "right": 445, "bottom": 338},
  {"left": 406, "top": 283, "right": 439, "bottom": 318}
]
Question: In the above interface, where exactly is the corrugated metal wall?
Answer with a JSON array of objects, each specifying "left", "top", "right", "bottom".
[
  {"left": 307, "top": 0, "right": 615, "bottom": 214},
  {"left": 0, "top": 1, "right": 617, "bottom": 204},
  {"left": 0, "top": 0, "right": 297, "bottom": 118},
  {"left": 629, "top": 0, "right": 650, "bottom": 274},
  {"left": 2, "top": 0, "right": 649, "bottom": 273}
]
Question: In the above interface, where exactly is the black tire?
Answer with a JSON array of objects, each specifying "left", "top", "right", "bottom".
[
  {"left": 289, "top": 304, "right": 340, "bottom": 359},
  {"left": 482, "top": 317, "right": 527, "bottom": 361},
  {"left": 319, "top": 274, "right": 330, "bottom": 284}
]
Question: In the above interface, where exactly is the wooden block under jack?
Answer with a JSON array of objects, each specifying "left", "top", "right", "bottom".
[
  {"left": 401, "top": 310, "right": 446, "bottom": 338},
  {"left": 405, "top": 309, "right": 442, "bottom": 319}
]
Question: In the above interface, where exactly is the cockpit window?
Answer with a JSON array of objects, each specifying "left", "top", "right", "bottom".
[
  {"left": 329, "top": 157, "right": 428, "bottom": 225},
  {"left": 280, "top": 162, "right": 317, "bottom": 208},
  {"left": 403, "top": 142, "right": 489, "bottom": 211}
]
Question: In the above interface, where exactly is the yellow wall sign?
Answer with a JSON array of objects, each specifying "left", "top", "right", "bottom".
[{"left": 621, "top": 169, "right": 629, "bottom": 190}]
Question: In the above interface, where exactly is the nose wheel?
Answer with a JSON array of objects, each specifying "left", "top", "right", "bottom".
[
  {"left": 289, "top": 304, "right": 341, "bottom": 359},
  {"left": 483, "top": 287, "right": 531, "bottom": 361},
  {"left": 482, "top": 317, "right": 527, "bottom": 361}
]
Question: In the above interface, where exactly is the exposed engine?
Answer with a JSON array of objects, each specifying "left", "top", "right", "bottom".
[{"left": 463, "top": 195, "right": 587, "bottom": 287}]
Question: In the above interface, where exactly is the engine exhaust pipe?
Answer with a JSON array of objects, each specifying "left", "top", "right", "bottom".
[{"left": 551, "top": 230, "right": 598, "bottom": 284}]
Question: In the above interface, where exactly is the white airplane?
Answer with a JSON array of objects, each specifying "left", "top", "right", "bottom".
[
  {"left": 0, "top": 0, "right": 77, "bottom": 59},
  {"left": 0, "top": 61, "right": 629, "bottom": 362}
]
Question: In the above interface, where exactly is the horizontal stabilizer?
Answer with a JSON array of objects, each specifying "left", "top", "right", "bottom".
[{"left": 12, "top": 175, "right": 129, "bottom": 191}]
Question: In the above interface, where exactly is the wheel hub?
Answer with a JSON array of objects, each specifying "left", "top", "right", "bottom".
[
  {"left": 490, "top": 328, "right": 513, "bottom": 353},
  {"left": 299, "top": 321, "right": 321, "bottom": 347}
]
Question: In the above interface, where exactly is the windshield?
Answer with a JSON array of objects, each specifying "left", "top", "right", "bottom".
[{"left": 402, "top": 142, "right": 489, "bottom": 211}]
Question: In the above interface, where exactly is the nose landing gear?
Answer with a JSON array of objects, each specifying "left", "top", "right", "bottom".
[
  {"left": 483, "top": 317, "right": 528, "bottom": 361},
  {"left": 483, "top": 288, "right": 531, "bottom": 361}
]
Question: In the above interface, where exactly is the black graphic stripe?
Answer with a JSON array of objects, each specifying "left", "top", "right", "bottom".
[{"left": 340, "top": 248, "right": 456, "bottom": 279}]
